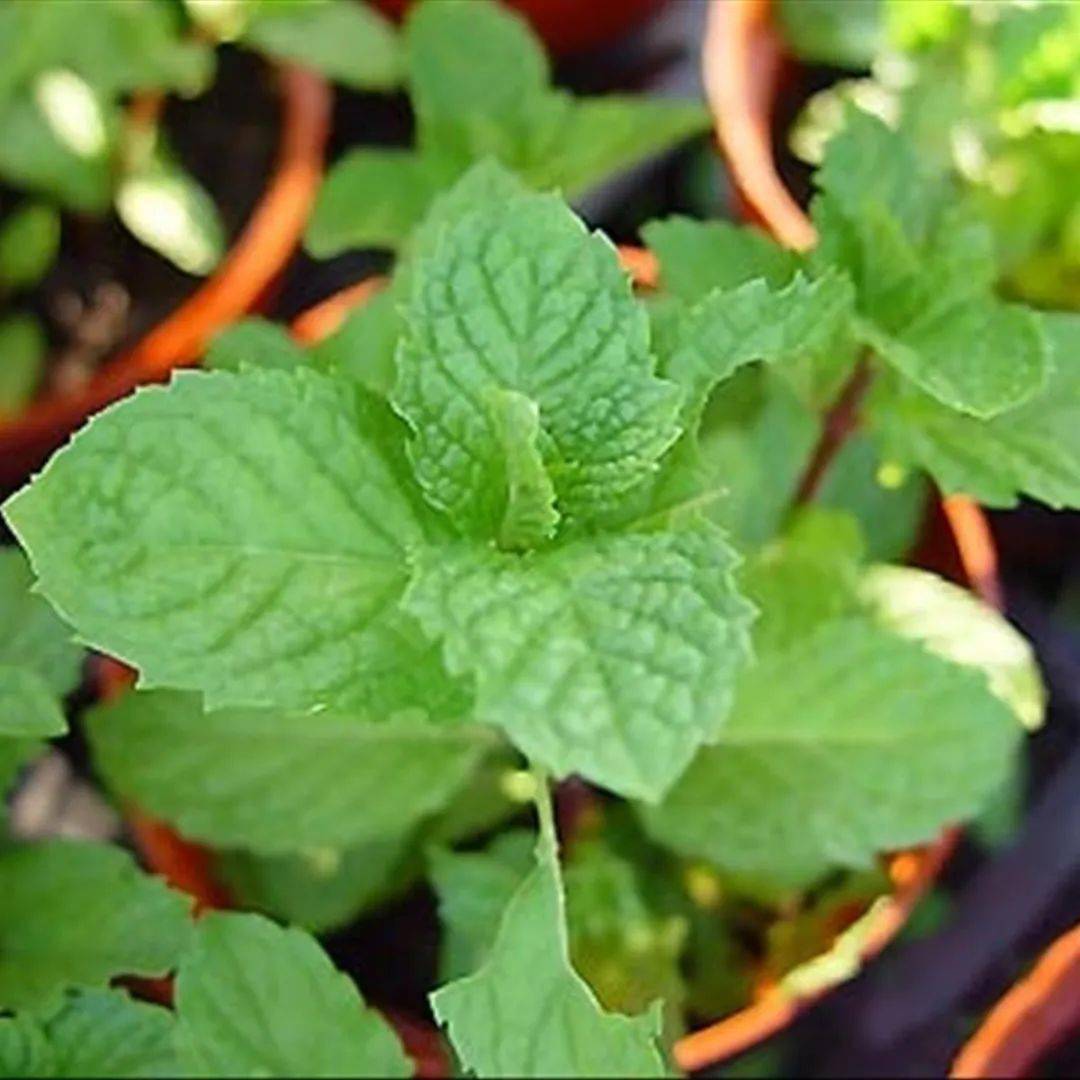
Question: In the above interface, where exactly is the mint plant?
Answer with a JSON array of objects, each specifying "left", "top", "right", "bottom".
[
  {"left": 304, "top": 0, "right": 709, "bottom": 258},
  {"left": 783, "top": 0, "right": 1080, "bottom": 309},
  {"left": 1, "top": 107, "right": 1072, "bottom": 1073},
  {"left": 0, "top": 0, "right": 402, "bottom": 414}
]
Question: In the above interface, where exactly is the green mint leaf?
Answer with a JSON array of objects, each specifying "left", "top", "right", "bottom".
[
  {"left": 0, "top": 989, "right": 179, "bottom": 1079},
  {"left": 0, "top": 549, "right": 82, "bottom": 699},
  {"left": 641, "top": 620, "right": 1021, "bottom": 889},
  {"left": 431, "top": 823, "right": 667, "bottom": 1078},
  {"left": 394, "top": 179, "right": 681, "bottom": 534},
  {"left": 816, "top": 109, "right": 946, "bottom": 244},
  {"left": 860, "top": 298, "right": 1047, "bottom": 420},
  {"left": 0, "top": 91, "right": 112, "bottom": 213},
  {"left": 530, "top": 96, "right": 710, "bottom": 197},
  {"left": 430, "top": 830, "right": 536, "bottom": 982},
  {"left": 486, "top": 388, "right": 560, "bottom": 551},
  {"left": 174, "top": 912, "right": 410, "bottom": 1078},
  {"left": 404, "top": 525, "right": 755, "bottom": 801},
  {"left": 3, "top": 368, "right": 458, "bottom": 715},
  {"left": 219, "top": 835, "right": 414, "bottom": 936},
  {"left": 871, "top": 312, "right": 1080, "bottom": 507},
  {"left": 0, "top": 667, "right": 66, "bottom": 738},
  {"left": 657, "top": 270, "right": 854, "bottom": 420},
  {"left": 305, "top": 150, "right": 436, "bottom": 257},
  {"left": 405, "top": 0, "right": 556, "bottom": 176},
  {"left": 0, "top": 201, "right": 60, "bottom": 291},
  {"left": 0, "top": 739, "right": 41, "bottom": 803},
  {"left": 0, "top": 841, "right": 192, "bottom": 1011},
  {"left": 87, "top": 689, "right": 487, "bottom": 853},
  {"left": 205, "top": 318, "right": 308, "bottom": 373},
  {"left": 816, "top": 432, "right": 929, "bottom": 562},
  {"left": 860, "top": 565, "right": 1045, "bottom": 731},
  {"left": 0, "top": 312, "right": 46, "bottom": 415},
  {"left": 642, "top": 216, "right": 800, "bottom": 303},
  {"left": 692, "top": 367, "right": 819, "bottom": 550},
  {"left": 309, "top": 284, "right": 402, "bottom": 398},
  {"left": 241, "top": 0, "right": 402, "bottom": 90}
]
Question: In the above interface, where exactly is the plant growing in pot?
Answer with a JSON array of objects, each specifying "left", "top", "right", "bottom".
[
  {"left": 0, "top": 0, "right": 422, "bottom": 487},
  {"left": 4, "top": 76, "right": 1077, "bottom": 1071},
  {"left": 775, "top": 0, "right": 1080, "bottom": 311}
]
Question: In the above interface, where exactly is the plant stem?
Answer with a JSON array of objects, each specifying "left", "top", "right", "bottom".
[
  {"left": 531, "top": 765, "right": 559, "bottom": 853},
  {"left": 793, "top": 355, "right": 875, "bottom": 507}
]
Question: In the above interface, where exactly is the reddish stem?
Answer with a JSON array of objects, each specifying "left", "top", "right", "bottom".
[{"left": 793, "top": 358, "right": 874, "bottom": 507}]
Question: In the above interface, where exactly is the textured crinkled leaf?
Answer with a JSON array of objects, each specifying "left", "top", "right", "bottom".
[
  {"left": 640, "top": 621, "right": 1021, "bottom": 888},
  {"left": 3, "top": 368, "right": 457, "bottom": 715},
  {"left": 531, "top": 96, "right": 709, "bottom": 197},
  {"left": 394, "top": 183, "right": 680, "bottom": 532},
  {"left": 0, "top": 666, "right": 66, "bottom": 738},
  {"left": 0, "top": 841, "right": 192, "bottom": 1011},
  {"left": 404, "top": 525, "right": 755, "bottom": 800},
  {"left": 431, "top": 829, "right": 666, "bottom": 1078},
  {"left": 241, "top": 0, "right": 402, "bottom": 90},
  {"left": 87, "top": 690, "right": 486, "bottom": 853},
  {"left": 0, "top": 989, "right": 179, "bottom": 1078},
  {"left": 863, "top": 298, "right": 1047, "bottom": 419},
  {"left": 642, "top": 216, "right": 800, "bottom": 303},
  {"left": 305, "top": 149, "right": 436, "bottom": 257},
  {"left": 0, "top": 548, "right": 82, "bottom": 697},
  {"left": 174, "top": 912, "right": 410, "bottom": 1078},
  {"left": 486, "top": 388, "right": 559, "bottom": 550},
  {"left": 658, "top": 271, "right": 854, "bottom": 419},
  {"left": 205, "top": 318, "right": 308, "bottom": 373},
  {"left": 871, "top": 312, "right": 1080, "bottom": 508},
  {"left": 860, "top": 565, "right": 1045, "bottom": 730}
]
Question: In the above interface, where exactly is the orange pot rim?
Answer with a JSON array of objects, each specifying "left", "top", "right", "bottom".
[
  {"left": 950, "top": 922, "right": 1080, "bottom": 1077},
  {"left": 0, "top": 62, "right": 332, "bottom": 488}
]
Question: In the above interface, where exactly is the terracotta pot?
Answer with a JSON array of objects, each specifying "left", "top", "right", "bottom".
[
  {"left": 372, "top": 0, "right": 668, "bottom": 57},
  {"left": 950, "top": 923, "right": 1080, "bottom": 1078},
  {"left": 0, "top": 64, "right": 332, "bottom": 491}
]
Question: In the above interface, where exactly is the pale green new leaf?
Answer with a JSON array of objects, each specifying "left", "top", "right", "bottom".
[
  {"left": 860, "top": 565, "right": 1045, "bottom": 730},
  {"left": 3, "top": 368, "right": 459, "bottom": 716},
  {"left": 174, "top": 912, "right": 410, "bottom": 1078},
  {"left": 205, "top": 317, "right": 308, "bottom": 373},
  {"left": 0, "top": 989, "right": 179, "bottom": 1078},
  {"left": 431, "top": 826, "right": 666, "bottom": 1078},
  {"left": 0, "top": 841, "right": 192, "bottom": 1011},
  {"left": 309, "top": 284, "right": 402, "bottom": 398},
  {"left": 305, "top": 149, "right": 436, "bottom": 257},
  {"left": 641, "top": 621, "right": 1021, "bottom": 888},
  {"left": 485, "top": 388, "right": 559, "bottom": 551},
  {"left": 87, "top": 690, "right": 486, "bottom": 853},
  {"left": 404, "top": 525, "right": 755, "bottom": 801},
  {"left": 394, "top": 181, "right": 680, "bottom": 533},
  {"left": 241, "top": 0, "right": 402, "bottom": 90}
]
